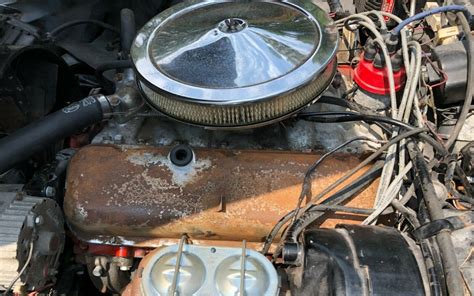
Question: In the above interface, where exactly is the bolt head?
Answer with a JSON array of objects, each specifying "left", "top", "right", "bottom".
[
  {"left": 45, "top": 186, "right": 56, "bottom": 197},
  {"left": 35, "top": 215, "right": 44, "bottom": 225},
  {"left": 119, "top": 265, "right": 131, "bottom": 271},
  {"left": 92, "top": 265, "right": 104, "bottom": 277},
  {"left": 114, "top": 134, "right": 124, "bottom": 144}
]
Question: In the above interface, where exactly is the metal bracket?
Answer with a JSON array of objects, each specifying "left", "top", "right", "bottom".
[
  {"left": 169, "top": 235, "right": 188, "bottom": 296},
  {"left": 240, "top": 240, "right": 246, "bottom": 296},
  {"left": 413, "top": 211, "right": 473, "bottom": 240}
]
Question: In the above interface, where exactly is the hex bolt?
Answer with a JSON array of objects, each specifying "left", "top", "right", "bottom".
[
  {"left": 45, "top": 186, "right": 56, "bottom": 197},
  {"left": 107, "top": 95, "right": 121, "bottom": 107},
  {"left": 115, "top": 256, "right": 133, "bottom": 271},
  {"left": 119, "top": 265, "right": 131, "bottom": 271},
  {"left": 114, "top": 134, "right": 124, "bottom": 144},
  {"left": 35, "top": 215, "right": 44, "bottom": 225}
]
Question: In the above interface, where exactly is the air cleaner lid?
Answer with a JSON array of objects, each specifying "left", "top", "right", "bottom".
[{"left": 131, "top": 0, "right": 338, "bottom": 105}]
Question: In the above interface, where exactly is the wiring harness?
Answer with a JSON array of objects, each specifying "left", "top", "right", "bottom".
[{"left": 262, "top": 7, "right": 473, "bottom": 296}]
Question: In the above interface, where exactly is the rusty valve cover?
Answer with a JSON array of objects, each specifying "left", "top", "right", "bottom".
[{"left": 64, "top": 145, "right": 378, "bottom": 249}]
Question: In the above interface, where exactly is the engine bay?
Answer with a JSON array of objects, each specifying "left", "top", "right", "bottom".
[{"left": 0, "top": 0, "right": 473, "bottom": 295}]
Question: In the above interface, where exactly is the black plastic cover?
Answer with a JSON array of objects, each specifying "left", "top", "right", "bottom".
[
  {"left": 290, "top": 225, "right": 426, "bottom": 296},
  {"left": 432, "top": 40, "right": 474, "bottom": 106}
]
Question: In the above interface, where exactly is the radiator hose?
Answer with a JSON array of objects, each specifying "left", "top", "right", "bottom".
[{"left": 0, "top": 95, "right": 111, "bottom": 174}]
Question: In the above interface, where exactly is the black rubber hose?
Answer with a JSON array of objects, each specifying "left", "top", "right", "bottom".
[
  {"left": 406, "top": 141, "right": 464, "bottom": 296},
  {"left": 317, "top": 96, "right": 377, "bottom": 114},
  {"left": 120, "top": 8, "right": 136, "bottom": 57},
  {"left": 262, "top": 161, "right": 383, "bottom": 255},
  {"left": 291, "top": 136, "right": 382, "bottom": 224},
  {"left": 48, "top": 19, "right": 119, "bottom": 38},
  {"left": 279, "top": 128, "right": 429, "bottom": 251},
  {"left": 298, "top": 111, "right": 414, "bottom": 129},
  {"left": 298, "top": 111, "right": 448, "bottom": 155},
  {"left": 95, "top": 60, "right": 133, "bottom": 77},
  {"left": 0, "top": 96, "right": 108, "bottom": 174},
  {"left": 315, "top": 97, "right": 396, "bottom": 134}
]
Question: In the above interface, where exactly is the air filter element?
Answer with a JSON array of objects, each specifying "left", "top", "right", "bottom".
[{"left": 131, "top": 0, "right": 338, "bottom": 128}]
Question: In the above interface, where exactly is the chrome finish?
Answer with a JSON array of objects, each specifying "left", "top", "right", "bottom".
[
  {"left": 97, "top": 95, "right": 112, "bottom": 119},
  {"left": 240, "top": 240, "right": 246, "bottom": 296},
  {"left": 169, "top": 235, "right": 187, "bottom": 296},
  {"left": 141, "top": 244, "right": 279, "bottom": 296},
  {"left": 132, "top": 0, "right": 338, "bottom": 127}
]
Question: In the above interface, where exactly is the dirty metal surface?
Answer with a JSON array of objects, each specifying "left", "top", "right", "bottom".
[
  {"left": 65, "top": 145, "right": 378, "bottom": 248},
  {"left": 122, "top": 247, "right": 162, "bottom": 296}
]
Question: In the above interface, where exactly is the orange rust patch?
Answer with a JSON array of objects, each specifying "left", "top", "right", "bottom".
[{"left": 65, "top": 145, "right": 378, "bottom": 248}]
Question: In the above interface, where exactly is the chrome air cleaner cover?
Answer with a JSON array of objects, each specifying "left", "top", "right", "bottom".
[{"left": 131, "top": 0, "right": 338, "bottom": 128}]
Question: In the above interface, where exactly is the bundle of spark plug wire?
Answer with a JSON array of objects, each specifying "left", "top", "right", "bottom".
[{"left": 263, "top": 4, "right": 473, "bottom": 296}]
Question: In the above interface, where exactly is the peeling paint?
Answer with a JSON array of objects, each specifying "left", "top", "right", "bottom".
[
  {"left": 65, "top": 145, "right": 378, "bottom": 247},
  {"left": 126, "top": 152, "right": 212, "bottom": 187}
]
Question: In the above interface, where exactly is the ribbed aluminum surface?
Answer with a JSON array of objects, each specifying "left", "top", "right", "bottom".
[
  {"left": 0, "top": 194, "right": 38, "bottom": 290},
  {"left": 0, "top": 189, "right": 64, "bottom": 292},
  {"left": 132, "top": 0, "right": 338, "bottom": 128}
]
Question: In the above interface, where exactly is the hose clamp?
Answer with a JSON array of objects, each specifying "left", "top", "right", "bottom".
[{"left": 97, "top": 95, "right": 113, "bottom": 119}]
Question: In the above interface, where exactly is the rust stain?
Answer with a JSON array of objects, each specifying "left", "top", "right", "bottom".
[{"left": 65, "top": 145, "right": 378, "bottom": 248}]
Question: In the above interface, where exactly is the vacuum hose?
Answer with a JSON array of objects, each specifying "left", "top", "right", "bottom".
[
  {"left": 0, "top": 96, "right": 110, "bottom": 174},
  {"left": 120, "top": 8, "right": 136, "bottom": 57}
]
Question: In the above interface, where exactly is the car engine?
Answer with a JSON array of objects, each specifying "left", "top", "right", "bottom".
[{"left": 0, "top": 0, "right": 473, "bottom": 295}]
